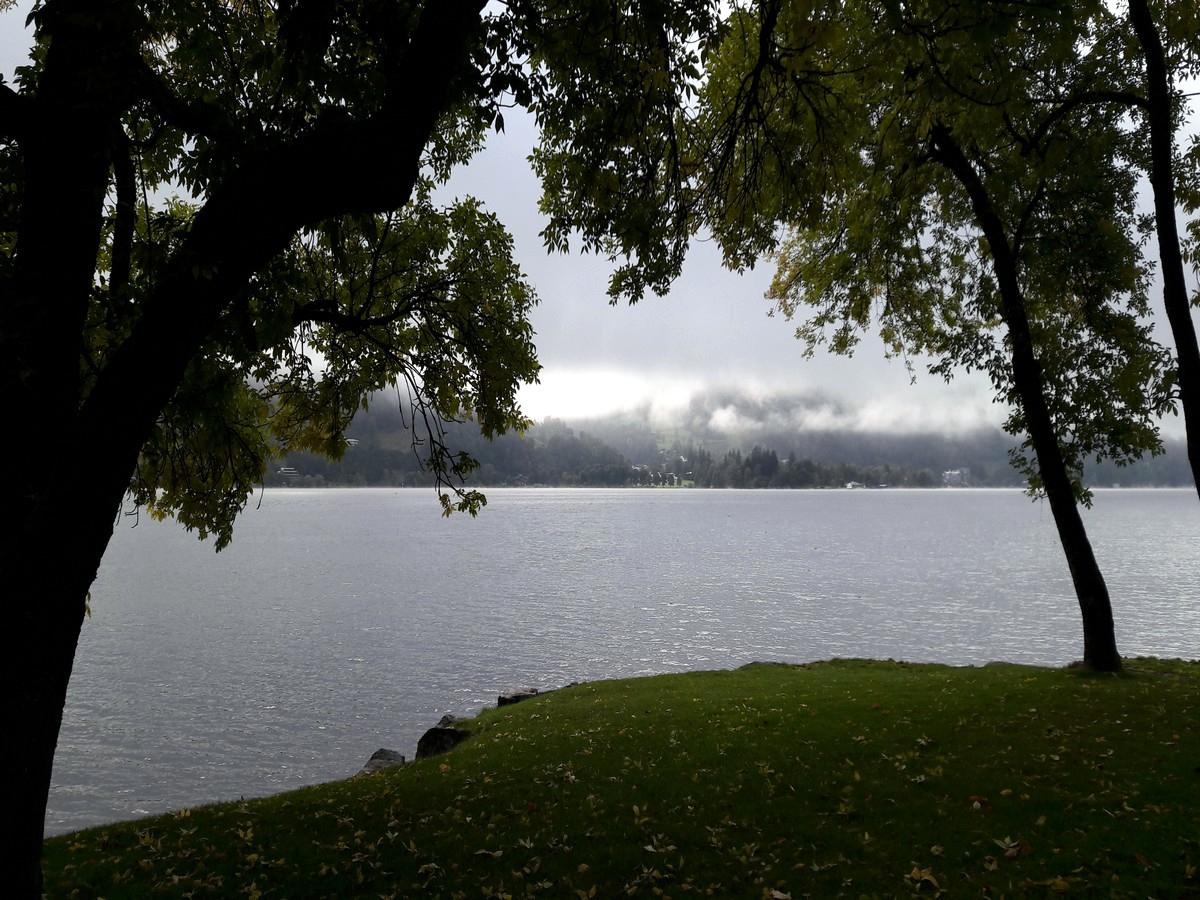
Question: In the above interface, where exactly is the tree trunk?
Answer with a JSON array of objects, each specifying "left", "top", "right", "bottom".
[
  {"left": 0, "top": 6, "right": 135, "bottom": 893},
  {"left": 1128, "top": 0, "right": 1200, "bottom": 499},
  {"left": 930, "top": 125, "right": 1122, "bottom": 672},
  {"left": 1, "top": 484, "right": 123, "bottom": 897}
]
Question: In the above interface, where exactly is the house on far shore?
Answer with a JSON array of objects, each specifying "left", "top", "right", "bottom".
[{"left": 942, "top": 468, "right": 970, "bottom": 487}]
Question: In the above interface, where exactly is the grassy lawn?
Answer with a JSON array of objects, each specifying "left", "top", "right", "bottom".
[{"left": 44, "top": 658, "right": 1200, "bottom": 898}]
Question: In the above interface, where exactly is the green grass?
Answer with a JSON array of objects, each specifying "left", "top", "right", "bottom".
[{"left": 44, "top": 658, "right": 1200, "bottom": 898}]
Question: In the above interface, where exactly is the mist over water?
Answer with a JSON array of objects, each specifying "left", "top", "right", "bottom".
[{"left": 48, "top": 487, "right": 1199, "bottom": 836}]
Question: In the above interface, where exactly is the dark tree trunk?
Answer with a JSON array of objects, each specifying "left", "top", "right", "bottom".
[
  {"left": 1128, "top": 0, "right": 1200, "bottom": 499},
  {"left": 930, "top": 126, "right": 1122, "bottom": 672},
  {"left": 1, "top": 492, "right": 122, "bottom": 896},
  {"left": 0, "top": 6, "right": 142, "bottom": 893}
]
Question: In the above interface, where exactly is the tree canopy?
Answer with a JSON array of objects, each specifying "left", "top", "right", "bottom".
[{"left": 4, "top": 1, "right": 547, "bottom": 544}]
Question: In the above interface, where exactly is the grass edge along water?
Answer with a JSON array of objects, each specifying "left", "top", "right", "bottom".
[{"left": 45, "top": 658, "right": 1200, "bottom": 898}]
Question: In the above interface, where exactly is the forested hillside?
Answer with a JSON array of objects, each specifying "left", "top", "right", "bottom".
[{"left": 266, "top": 397, "right": 1194, "bottom": 490}]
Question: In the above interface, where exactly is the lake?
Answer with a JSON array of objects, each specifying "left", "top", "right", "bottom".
[{"left": 47, "top": 487, "right": 1200, "bottom": 835}]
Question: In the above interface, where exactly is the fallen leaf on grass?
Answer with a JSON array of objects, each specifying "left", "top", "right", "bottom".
[
  {"left": 993, "top": 836, "right": 1032, "bottom": 858},
  {"left": 1027, "top": 875, "right": 1080, "bottom": 892},
  {"left": 907, "top": 864, "right": 939, "bottom": 890}
]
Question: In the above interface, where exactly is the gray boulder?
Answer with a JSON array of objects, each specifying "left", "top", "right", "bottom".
[
  {"left": 359, "top": 747, "right": 406, "bottom": 775},
  {"left": 497, "top": 686, "right": 539, "bottom": 706},
  {"left": 415, "top": 726, "right": 469, "bottom": 760}
]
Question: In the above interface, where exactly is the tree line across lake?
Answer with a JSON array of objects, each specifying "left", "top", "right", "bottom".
[{"left": 268, "top": 404, "right": 1194, "bottom": 491}]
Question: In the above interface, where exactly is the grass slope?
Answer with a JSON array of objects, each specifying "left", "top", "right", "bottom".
[{"left": 45, "top": 659, "right": 1200, "bottom": 898}]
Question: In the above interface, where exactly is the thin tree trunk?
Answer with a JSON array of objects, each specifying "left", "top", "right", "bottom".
[
  {"left": 930, "top": 125, "right": 1121, "bottom": 671},
  {"left": 1128, "top": 0, "right": 1200, "bottom": 499}
]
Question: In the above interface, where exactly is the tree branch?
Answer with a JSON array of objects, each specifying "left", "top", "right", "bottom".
[
  {"left": 131, "top": 55, "right": 250, "bottom": 149},
  {"left": 1025, "top": 89, "right": 1148, "bottom": 151},
  {"left": 0, "top": 82, "right": 31, "bottom": 140},
  {"left": 108, "top": 128, "right": 136, "bottom": 305}
]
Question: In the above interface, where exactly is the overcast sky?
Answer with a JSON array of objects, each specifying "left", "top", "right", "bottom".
[{"left": 448, "top": 111, "right": 1009, "bottom": 433}]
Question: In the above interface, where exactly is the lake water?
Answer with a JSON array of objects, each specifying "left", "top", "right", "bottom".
[{"left": 47, "top": 487, "right": 1200, "bottom": 836}]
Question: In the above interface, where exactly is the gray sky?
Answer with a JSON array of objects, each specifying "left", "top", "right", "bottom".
[{"left": 448, "top": 110, "right": 1007, "bottom": 433}]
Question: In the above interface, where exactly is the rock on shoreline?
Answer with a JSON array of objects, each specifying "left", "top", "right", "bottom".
[
  {"left": 358, "top": 747, "right": 406, "bottom": 775},
  {"left": 357, "top": 685, "right": 546, "bottom": 776}
]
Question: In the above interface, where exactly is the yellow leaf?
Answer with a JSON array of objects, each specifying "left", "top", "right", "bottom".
[{"left": 907, "top": 865, "right": 939, "bottom": 889}]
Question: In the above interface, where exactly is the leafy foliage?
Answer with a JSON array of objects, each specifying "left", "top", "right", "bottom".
[
  {"left": 527, "top": 0, "right": 720, "bottom": 301},
  {"left": 129, "top": 187, "right": 540, "bottom": 544}
]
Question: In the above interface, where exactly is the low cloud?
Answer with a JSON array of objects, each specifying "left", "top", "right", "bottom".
[{"left": 522, "top": 369, "right": 1008, "bottom": 439}]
